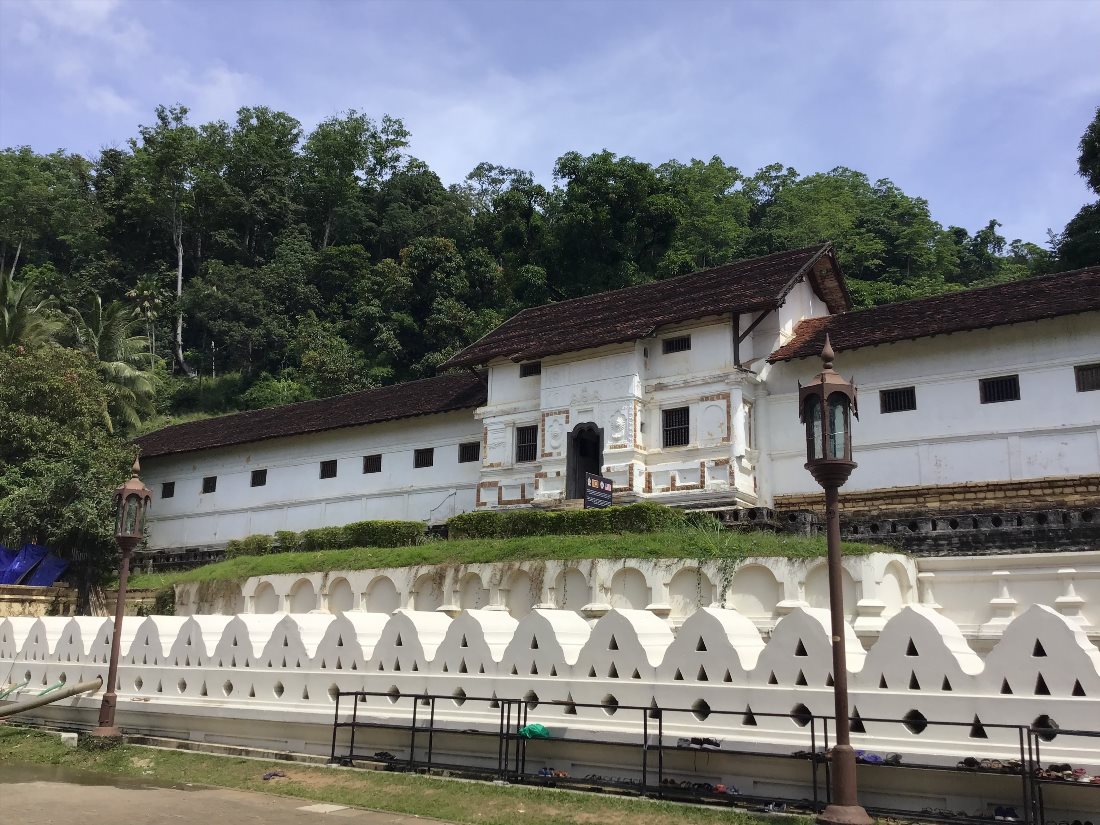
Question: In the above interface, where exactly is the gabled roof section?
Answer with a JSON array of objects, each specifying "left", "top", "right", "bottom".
[
  {"left": 136, "top": 372, "right": 487, "bottom": 459},
  {"left": 442, "top": 244, "right": 849, "bottom": 369},
  {"left": 768, "top": 265, "right": 1100, "bottom": 362}
]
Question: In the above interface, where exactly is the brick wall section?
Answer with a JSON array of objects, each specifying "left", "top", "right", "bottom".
[{"left": 775, "top": 475, "right": 1100, "bottom": 517}]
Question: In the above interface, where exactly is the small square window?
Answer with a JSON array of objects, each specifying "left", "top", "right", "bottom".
[
  {"left": 414, "top": 448, "right": 434, "bottom": 468},
  {"left": 161, "top": 481, "right": 175, "bottom": 499},
  {"left": 516, "top": 425, "right": 538, "bottom": 463},
  {"left": 662, "top": 335, "right": 691, "bottom": 354},
  {"left": 1075, "top": 363, "right": 1100, "bottom": 392},
  {"left": 319, "top": 459, "right": 338, "bottom": 479},
  {"left": 662, "top": 407, "right": 690, "bottom": 447},
  {"left": 201, "top": 476, "right": 217, "bottom": 494},
  {"left": 520, "top": 361, "right": 542, "bottom": 377},
  {"left": 458, "top": 442, "right": 480, "bottom": 463},
  {"left": 363, "top": 454, "right": 382, "bottom": 474},
  {"left": 880, "top": 386, "right": 917, "bottom": 414},
  {"left": 979, "top": 375, "right": 1020, "bottom": 404},
  {"left": 250, "top": 469, "right": 267, "bottom": 487}
]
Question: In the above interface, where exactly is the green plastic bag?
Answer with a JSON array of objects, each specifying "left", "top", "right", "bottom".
[{"left": 519, "top": 723, "right": 551, "bottom": 739}]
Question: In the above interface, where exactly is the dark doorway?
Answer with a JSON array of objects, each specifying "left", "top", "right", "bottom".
[{"left": 566, "top": 423, "right": 603, "bottom": 500}]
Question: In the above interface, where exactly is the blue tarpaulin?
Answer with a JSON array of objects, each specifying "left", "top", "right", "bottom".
[
  {"left": 0, "top": 546, "right": 16, "bottom": 573},
  {"left": 23, "top": 554, "right": 69, "bottom": 587},
  {"left": 0, "top": 544, "right": 49, "bottom": 585}
]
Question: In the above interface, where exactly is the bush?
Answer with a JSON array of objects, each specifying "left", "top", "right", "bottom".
[
  {"left": 224, "top": 534, "right": 273, "bottom": 558},
  {"left": 342, "top": 520, "right": 423, "bottom": 548},
  {"left": 448, "top": 502, "right": 685, "bottom": 539},
  {"left": 299, "top": 526, "right": 350, "bottom": 552},
  {"left": 153, "top": 586, "right": 176, "bottom": 615},
  {"left": 274, "top": 530, "right": 302, "bottom": 553}
]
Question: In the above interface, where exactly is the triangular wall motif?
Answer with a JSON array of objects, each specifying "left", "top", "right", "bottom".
[
  {"left": 478, "top": 664, "right": 485, "bottom": 674},
  {"left": 723, "top": 670, "right": 733, "bottom": 683},
  {"left": 608, "top": 662, "right": 618, "bottom": 678},
  {"left": 696, "top": 637, "right": 707, "bottom": 652},
  {"left": 1001, "top": 678, "right": 1012, "bottom": 695},
  {"left": 768, "top": 671, "right": 778, "bottom": 685},
  {"left": 850, "top": 707, "right": 866, "bottom": 734},
  {"left": 1035, "top": 674, "right": 1050, "bottom": 695},
  {"left": 909, "top": 672, "right": 920, "bottom": 690},
  {"left": 1072, "top": 679, "right": 1086, "bottom": 696},
  {"left": 825, "top": 673, "right": 834, "bottom": 687},
  {"left": 1033, "top": 639, "right": 1047, "bottom": 657},
  {"left": 396, "top": 634, "right": 403, "bottom": 647},
  {"left": 564, "top": 693, "right": 578, "bottom": 715},
  {"left": 674, "top": 669, "right": 684, "bottom": 681},
  {"left": 460, "top": 635, "right": 468, "bottom": 648},
  {"left": 969, "top": 715, "right": 988, "bottom": 739},
  {"left": 588, "top": 666, "right": 597, "bottom": 677},
  {"left": 878, "top": 674, "right": 888, "bottom": 689},
  {"left": 609, "top": 636, "right": 618, "bottom": 651},
  {"left": 531, "top": 662, "right": 539, "bottom": 675},
  {"left": 411, "top": 662, "right": 419, "bottom": 672},
  {"left": 906, "top": 639, "right": 919, "bottom": 657},
  {"left": 631, "top": 668, "right": 640, "bottom": 679},
  {"left": 795, "top": 639, "right": 807, "bottom": 657},
  {"left": 531, "top": 636, "right": 539, "bottom": 650},
  {"left": 941, "top": 676, "right": 952, "bottom": 691},
  {"left": 697, "top": 666, "right": 709, "bottom": 682},
  {"left": 550, "top": 666, "right": 557, "bottom": 677},
  {"left": 742, "top": 706, "right": 758, "bottom": 726},
  {"left": 459, "top": 659, "right": 467, "bottom": 674},
  {"left": 795, "top": 670, "right": 807, "bottom": 686}
]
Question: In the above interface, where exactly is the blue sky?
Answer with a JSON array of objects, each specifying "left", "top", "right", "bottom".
[{"left": 1, "top": 0, "right": 1098, "bottom": 245}]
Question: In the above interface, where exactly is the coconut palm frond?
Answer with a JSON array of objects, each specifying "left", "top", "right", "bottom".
[{"left": 1, "top": 270, "right": 62, "bottom": 348}]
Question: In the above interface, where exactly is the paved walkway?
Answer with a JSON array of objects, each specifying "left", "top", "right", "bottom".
[{"left": 3, "top": 778, "right": 450, "bottom": 825}]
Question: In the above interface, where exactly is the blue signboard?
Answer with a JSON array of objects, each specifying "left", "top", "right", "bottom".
[{"left": 584, "top": 473, "right": 613, "bottom": 509}]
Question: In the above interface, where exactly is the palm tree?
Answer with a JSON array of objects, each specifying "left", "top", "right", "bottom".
[
  {"left": 126, "top": 273, "right": 169, "bottom": 369},
  {"left": 65, "top": 296, "right": 156, "bottom": 433},
  {"left": 0, "top": 269, "right": 61, "bottom": 348}
]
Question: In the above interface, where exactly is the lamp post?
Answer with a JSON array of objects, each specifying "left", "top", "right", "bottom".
[
  {"left": 91, "top": 458, "right": 151, "bottom": 740},
  {"left": 799, "top": 336, "right": 872, "bottom": 825}
]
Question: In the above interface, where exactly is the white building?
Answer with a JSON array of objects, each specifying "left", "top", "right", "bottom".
[{"left": 136, "top": 245, "right": 1100, "bottom": 551}]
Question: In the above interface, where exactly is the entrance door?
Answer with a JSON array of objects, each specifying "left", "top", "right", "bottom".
[{"left": 566, "top": 423, "right": 603, "bottom": 500}]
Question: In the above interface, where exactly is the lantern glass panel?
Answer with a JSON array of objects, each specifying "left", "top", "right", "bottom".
[
  {"left": 827, "top": 393, "right": 849, "bottom": 459},
  {"left": 804, "top": 396, "right": 823, "bottom": 461},
  {"left": 123, "top": 495, "right": 141, "bottom": 536}
]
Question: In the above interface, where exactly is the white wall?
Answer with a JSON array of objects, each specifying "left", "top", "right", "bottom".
[
  {"left": 760, "top": 313, "right": 1100, "bottom": 498},
  {"left": 142, "top": 410, "right": 483, "bottom": 548}
]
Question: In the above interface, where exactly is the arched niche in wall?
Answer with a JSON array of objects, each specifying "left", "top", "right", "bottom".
[
  {"left": 879, "top": 561, "right": 914, "bottom": 611},
  {"left": 669, "top": 567, "right": 715, "bottom": 618},
  {"left": 412, "top": 572, "right": 444, "bottom": 612},
  {"left": 364, "top": 576, "right": 400, "bottom": 615},
  {"left": 288, "top": 579, "right": 317, "bottom": 614},
  {"left": 554, "top": 568, "right": 589, "bottom": 611},
  {"left": 805, "top": 563, "right": 856, "bottom": 618},
  {"left": 729, "top": 565, "right": 781, "bottom": 617},
  {"left": 217, "top": 585, "right": 245, "bottom": 615},
  {"left": 327, "top": 578, "right": 355, "bottom": 615},
  {"left": 459, "top": 573, "right": 490, "bottom": 610},
  {"left": 253, "top": 582, "right": 279, "bottom": 615},
  {"left": 506, "top": 570, "right": 534, "bottom": 619},
  {"left": 609, "top": 567, "right": 650, "bottom": 610}
]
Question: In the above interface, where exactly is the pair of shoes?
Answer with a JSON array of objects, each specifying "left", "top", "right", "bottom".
[
  {"left": 372, "top": 751, "right": 395, "bottom": 761},
  {"left": 993, "top": 805, "right": 1018, "bottom": 821},
  {"left": 764, "top": 802, "right": 788, "bottom": 813}
]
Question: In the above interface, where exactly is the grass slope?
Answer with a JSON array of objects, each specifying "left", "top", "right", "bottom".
[
  {"left": 0, "top": 727, "right": 803, "bottom": 825},
  {"left": 129, "top": 530, "right": 885, "bottom": 590}
]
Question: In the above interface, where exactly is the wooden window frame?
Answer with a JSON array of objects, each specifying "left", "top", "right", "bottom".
[
  {"left": 414, "top": 448, "right": 434, "bottom": 469},
  {"left": 662, "top": 335, "right": 692, "bottom": 355},
  {"left": 250, "top": 469, "right": 268, "bottom": 487},
  {"left": 519, "top": 361, "right": 542, "bottom": 378},
  {"left": 515, "top": 425, "right": 538, "bottom": 463},
  {"left": 979, "top": 375, "right": 1020, "bottom": 404},
  {"left": 458, "top": 442, "right": 481, "bottom": 463},
  {"left": 1075, "top": 363, "right": 1100, "bottom": 393},
  {"left": 879, "top": 386, "right": 917, "bottom": 414},
  {"left": 363, "top": 454, "right": 382, "bottom": 474},
  {"left": 662, "top": 406, "right": 690, "bottom": 448},
  {"left": 319, "top": 459, "right": 338, "bottom": 479},
  {"left": 201, "top": 476, "right": 217, "bottom": 494},
  {"left": 161, "top": 481, "right": 175, "bottom": 499}
]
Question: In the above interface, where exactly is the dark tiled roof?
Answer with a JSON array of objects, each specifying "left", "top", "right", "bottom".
[
  {"left": 136, "top": 372, "right": 487, "bottom": 458},
  {"left": 442, "top": 244, "right": 849, "bottom": 368},
  {"left": 768, "top": 266, "right": 1100, "bottom": 362}
]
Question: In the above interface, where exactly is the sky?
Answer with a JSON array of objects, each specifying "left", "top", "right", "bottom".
[{"left": 1, "top": 0, "right": 1098, "bottom": 245}]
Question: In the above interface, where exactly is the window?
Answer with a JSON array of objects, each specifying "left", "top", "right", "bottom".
[
  {"left": 458, "top": 442, "right": 481, "bottom": 463},
  {"left": 201, "top": 476, "right": 217, "bottom": 494},
  {"left": 319, "top": 460, "right": 338, "bottom": 479},
  {"left": 250, "top": 469, "right": 267, "bottom": 487},
  {"left": 662, "top": 335, "right": 692, "bottom": 354},
  {"left": 414, "top": 448, "right": 434, "bottom": 468},
  {"left": 1075, "top": 363, "right": 1100, "bottom": 392},
  {"left": 363, "top": 454, "right": 382, "bottom": 474},
  {"left": 161, "top": 482, "right": 175, "bottom": 499},
  {"left": 662, "top": 407, "right": 690, "bottom": 447},
  {"left": 516, "top": 425, "right": 538, "bottom": 463},
  {"left": 880, "top": 386, "right": 917, "bottom": 414},
  {"left": 520, "top": 361, "right": 542, "bottom": 377},
  {"left": 980, "top": 375, "right": 1020, "bottom": 404}
]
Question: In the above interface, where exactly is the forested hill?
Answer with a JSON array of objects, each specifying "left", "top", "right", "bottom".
[{"left": 3, "top": 104, "right": 1098, "bottom": 433}]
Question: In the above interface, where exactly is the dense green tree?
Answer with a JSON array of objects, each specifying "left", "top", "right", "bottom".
[
  {"left": 0, "top": 269, "right": 61, "bottom": 347},
  {"left": 1077, "top": 106, "right": 1100, "bottom": 195}
]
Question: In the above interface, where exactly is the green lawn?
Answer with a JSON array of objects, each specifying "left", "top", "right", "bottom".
[
  {"left": 128, "top": 529, "right": 887, "bottom": 590},
  {"left": 0, "top": 726, "right": 806, "bottom": 825}
]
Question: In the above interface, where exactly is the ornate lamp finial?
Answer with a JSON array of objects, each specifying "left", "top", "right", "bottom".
[{"left": 821, "top": 334, "right": 835, "bottom": 370}]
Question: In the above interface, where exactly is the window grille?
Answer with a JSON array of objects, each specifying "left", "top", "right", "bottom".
[
  {"left": 662, "top": 407, "right": 690, "bottom": 447},
  {"left": 414, "top": 448, "right": 434, "bottom": 468},
  {"left": 516, "top": 425, "right": 538, "bottom": 463},
  {"left": 458, "top": 442, "right": 481, "bottom": 463},
  {"left": 201, "top": 476, "right": 217, "bottom": 494},
  {"left": 662, "top": 335, "right": 692, "bottom": 354},
  {"left": 520, "top": 361, "right": 542, "bottom": 377},
  {"left": 363, "top": 454, "right": 382, "bottom": 474},
  {"left": 319, "top": 459, "right": 338, "bottom": 479},
  {"left": 161, "top": 482, "right": 175, "bottom": 499},
  {"left": 880, "top": 386, "right": 917, "bottom": 414},
  {"left": 1075, "top": 363, "right": 1100, "bottom": 392},
  {"left": 250, "top": 469, "right": 267, "bottom": 487},
  {"left": 979, "top": 375, "right": 1020, "bottom": 404}
]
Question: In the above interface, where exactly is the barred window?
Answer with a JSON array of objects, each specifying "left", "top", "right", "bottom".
[
  {"left": 520, "top": 361, "right": 542, "bottom": 377},
  {"left": 250, "top": 469, "right": 267, "bottom": 487},
  {"left": 161, "top": 482, "right": 175, "bottom": 499},
  {"left": 414, "top": 448, "right": 434, "bottom": 468},
  {"left": 458, "top": 442, "right": 481, "bottom": 463},
  {"left": 1075, "top": 363, "right": 1100, "bottom": 392},
  {"left": 880, "top": 386, "right": 917, "bottom": 414},
  {"left": 662, "top": 335, "right": 692, "bottom": 354},
  {"left": 979, "top": 375, "right": 1020, "bottom": 404},
  {"left": 319, "top": 459, "right": 338, "bottom": 479},
  {"left": 516, "top": 425, "right": 538, "bottom": 463},
  {"left": 662, "top": 407, "right": 690, "bottom": 447},
  {"left": 201, "top": 476, "right": 217, "bottom": 494},
  {"left": 363, "top": 454, "right": 382, "bottom": 474}
]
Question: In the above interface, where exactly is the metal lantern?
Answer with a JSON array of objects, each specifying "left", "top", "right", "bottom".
[
  {"left": 798, "top": 335, "right": 859, "bottom": 489},
  {"left": 114, "top": 459, "right": 152, "bottom": 545}
]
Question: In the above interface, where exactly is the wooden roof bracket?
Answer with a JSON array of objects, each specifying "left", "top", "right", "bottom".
[
  {"left": 467, "top": 366, "right": 488, "bottom": 387},
  {"left": 734, "top": 308, "right": 773, "bottom": 367}
]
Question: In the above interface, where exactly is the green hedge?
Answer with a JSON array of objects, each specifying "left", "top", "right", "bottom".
[
  {"left": 224, "top": 519, "right": 424, "bottom": 558},
  {"left": 447, "top": 502, "right": 687, "bottom": 539}
]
